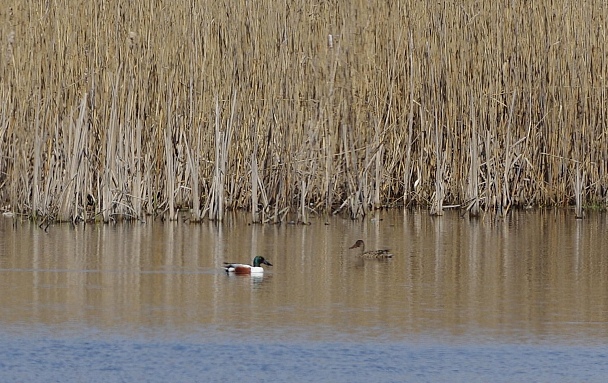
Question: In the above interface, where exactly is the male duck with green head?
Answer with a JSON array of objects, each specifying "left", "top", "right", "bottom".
[{"left": 224, "top": 256, "right": 273, "bottom": 274}]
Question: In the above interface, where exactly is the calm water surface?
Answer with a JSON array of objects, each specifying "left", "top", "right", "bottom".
[{"left": 1, "top": 210, "right": 607, "bottom": 382}]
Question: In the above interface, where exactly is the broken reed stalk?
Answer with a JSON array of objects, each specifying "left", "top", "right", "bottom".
[
  {"left": 574, "top": 162, "right": 584, "bottom": 219},
  {"left": 184, "top": 128, "right": 201, "bottom": 222},
  {"left": 206, "top": 96, "right": 223, "bottom": 221},
  {"left": 32, "top": 92, "right": 42, "bottom": 218},
  {"left": 430, "top": 110, "right": 445, "bottom": 216},
  {"left": 102, "top": 76, "right": 120, "bottom": 223},
  {"left": 373, "top": 123, "right": 383, "bottom": 210},
  {"left": 251, "top": 152, "right": 260, "bottom": 223},
  {"left": 402, "top": 32, "right": 415, "bottom": 206},
  {"left": 466, "top": 96, "right": 481, "bottom": 217},
  {"left": 299, "top": 179, "right": 308, "bottom": 224},
  {"left": 132, "top": 119, "right": 144, "bottom": 222},
  {"left": 499, "top": 91, "right": 519, "bottom": 217},
  {"left": 164, "top": 87, "right": 176, "bottom": 221}
]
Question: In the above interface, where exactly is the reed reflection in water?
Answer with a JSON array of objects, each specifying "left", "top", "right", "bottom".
[{"left": 1, "top": 210, "right": 607, "bottom": 381}]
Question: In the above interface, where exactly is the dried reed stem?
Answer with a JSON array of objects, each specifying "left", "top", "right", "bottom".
[{"left": 574, "top": 162, "right": 584, "bottom": 219}]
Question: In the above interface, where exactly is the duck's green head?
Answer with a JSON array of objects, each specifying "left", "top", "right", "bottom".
[{"left": 253, "top": 256, "right": 273, "bottom": 267}]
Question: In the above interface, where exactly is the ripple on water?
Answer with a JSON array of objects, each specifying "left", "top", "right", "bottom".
[{"left": 1, "top": 330, "right": 607, "bottom": 383}]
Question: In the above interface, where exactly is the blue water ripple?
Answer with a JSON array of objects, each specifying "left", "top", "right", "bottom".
[{"left": 0, "top": 334, "right": 607, "bottom": 383}]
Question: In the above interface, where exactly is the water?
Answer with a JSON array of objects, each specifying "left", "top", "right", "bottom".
[{"left": 1, "top": 210, "right": 607, "bottom": 382}]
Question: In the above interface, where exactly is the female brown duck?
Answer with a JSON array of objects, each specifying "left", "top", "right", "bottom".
[{"left": 349, "top": 240, "right": 393, "bottom": 259}]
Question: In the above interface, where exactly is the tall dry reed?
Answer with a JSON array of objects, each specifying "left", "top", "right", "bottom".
[{"left": 1, "top": 1, "right": 607, "bottom": 223}]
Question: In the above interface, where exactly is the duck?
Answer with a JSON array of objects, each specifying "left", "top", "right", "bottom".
[
  {"left": 223, "top": 256, "right": 273, "bottom": 274},
  {"left": 348, "top": 240, "right": 393, "bottom": 259}
]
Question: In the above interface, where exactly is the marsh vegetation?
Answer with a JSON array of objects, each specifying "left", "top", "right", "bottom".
[{"left": 0, "top": 1, "right": 606, "bottom": 223}]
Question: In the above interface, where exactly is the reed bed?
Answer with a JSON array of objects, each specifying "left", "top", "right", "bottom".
[{"left": 1, "top": 1, "right": 607, "bottom": 223}]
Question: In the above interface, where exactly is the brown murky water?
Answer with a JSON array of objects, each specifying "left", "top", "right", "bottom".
[{"left": 1, "top": 210, "right": 607, "bottom": 382}]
